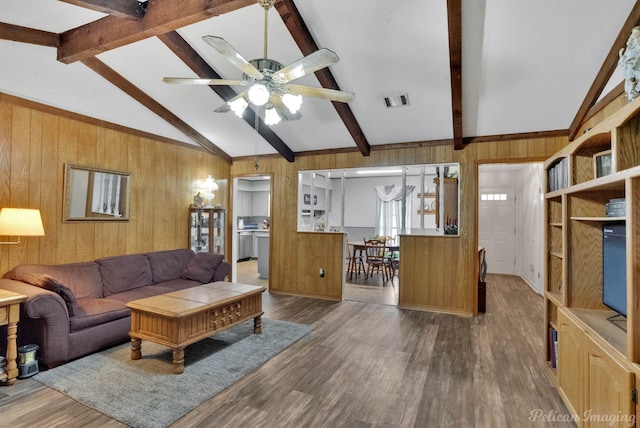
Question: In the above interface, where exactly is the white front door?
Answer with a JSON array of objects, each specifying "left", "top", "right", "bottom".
[{"left": 478, "top": 187, "right": 516, "bottom": 275}]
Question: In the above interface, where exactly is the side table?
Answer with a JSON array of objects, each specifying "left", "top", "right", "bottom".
[{"left": 0, "top": 289, "right": 27, "bottom": 386}]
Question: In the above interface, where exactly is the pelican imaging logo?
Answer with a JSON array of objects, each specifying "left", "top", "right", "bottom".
[{"left": 529, "top": 409, "right": 635, "bottom": 426}]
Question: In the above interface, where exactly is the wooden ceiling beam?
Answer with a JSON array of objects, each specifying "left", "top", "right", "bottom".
[
  {"left": 58, "top": 0, "right": 255, "bottom": 64},
  {"left": 0, "top": 23, "right": 59, "bottom": 47},
  {"left": 158, "top": 31, "right": 295, "bottom": 162},
  {"left": 447, "top": 0, "right": 464, "bottom": 150},
  {"left": 58, "top": 0, "right": 147, "bottom": 19},
  {"left": 568, "top": 2, "right": 640, "bottom": 140},
  {"left": 273, "top": 0, "right": 371, "bottom": 157},
  {"left": 82, "top": 57, "right": 232, "bottom": 163}
]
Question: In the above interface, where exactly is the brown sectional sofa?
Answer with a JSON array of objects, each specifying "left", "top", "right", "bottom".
[{"left": 0, "top": 249, "right": 230, "bottom": 368}]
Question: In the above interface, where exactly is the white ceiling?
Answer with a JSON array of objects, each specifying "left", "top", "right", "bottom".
[{"left": 0, "top": 0, "right": 635, "bottom": 160}]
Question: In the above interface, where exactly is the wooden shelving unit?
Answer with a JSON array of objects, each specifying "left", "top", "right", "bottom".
[{"left": 543, "top": 97, "right": 640, "bottom": 424}]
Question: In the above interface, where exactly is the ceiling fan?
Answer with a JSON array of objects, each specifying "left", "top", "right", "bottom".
[{"left": 162, "top": 0, "right": 354, "bottom": 125}]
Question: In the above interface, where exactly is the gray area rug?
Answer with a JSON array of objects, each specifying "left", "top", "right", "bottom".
[{"left": 34, "top": 319, "right": 313, "bottom": 428}]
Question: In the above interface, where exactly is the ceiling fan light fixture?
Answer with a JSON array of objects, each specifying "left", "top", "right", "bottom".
[
  {"left": 282, "top": 94, "right": 303, "bottom": 114},
  {"left": 229, "top": 97, "right": 248, "bottom": 117},
  {"left": 264, "top": 105, "right": 281, "bottom": 125},
  {"left": 248, "top": 83, "right": 270, "bottom": 106}
]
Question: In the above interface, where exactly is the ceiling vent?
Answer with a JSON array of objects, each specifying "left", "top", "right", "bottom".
[{"left": 384, "top": 93, "right": 410, "bottom": 108}]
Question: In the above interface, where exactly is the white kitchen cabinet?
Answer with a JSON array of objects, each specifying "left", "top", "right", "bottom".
[
  {"left": 252, "top": 191, "right": 269, "bottom": 216},
  {"left": 237, "top": 190, "right": 253, "bottom": 217}
]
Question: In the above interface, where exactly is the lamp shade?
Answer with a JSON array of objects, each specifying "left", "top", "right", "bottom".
[{"left": 0, "top": 208, "right": 45, "bottom": 236}]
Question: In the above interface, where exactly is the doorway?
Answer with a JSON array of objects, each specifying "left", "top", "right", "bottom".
[
  {"left": 478, "top": 163, "right": 544, "bottom": 294},
  {"left": 231, "top": 175, "right": 272, "bottom": 289},
  {"left": 478, "top": 186, "right": 516, "bottom": 274}
]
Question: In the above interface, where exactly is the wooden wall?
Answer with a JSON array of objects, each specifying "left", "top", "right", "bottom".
[
  {"left": 1, "top": 90, "right": 575, "bottom": 316},
  {"left": 231, "top": 136, "right": 568, "bottom": 315},
  {"left": 0, "top": 94, "right": 230, "bottom": 275}
]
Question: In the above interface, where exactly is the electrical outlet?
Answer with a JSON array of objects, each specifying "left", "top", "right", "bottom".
[{"left": 319, "top": 268, "right": 325, "bottom": 278}]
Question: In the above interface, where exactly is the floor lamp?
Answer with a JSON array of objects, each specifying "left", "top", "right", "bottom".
[{"left": 0, "top": 208, "right": 45, "bottom": 245}]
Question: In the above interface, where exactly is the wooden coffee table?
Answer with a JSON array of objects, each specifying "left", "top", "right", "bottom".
[{"left": 126, "top": 282, "right": 265, "bottom": 374}]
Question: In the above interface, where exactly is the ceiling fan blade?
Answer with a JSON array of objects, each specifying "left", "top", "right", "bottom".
[
  {"left": 288, "top": 84, "right": 355, "bottom": 103},
  {"left": 275, "top": 49, "right": 340, "bottom": 83},
  {"left": 270, "top": 95, "right": 301, "bottom": 120},
  {"left": 202, "top": 36, "right": 263, "bottom": 79},
  {"left": 163, "top": 77, "right": 246, "bottom": 86}
]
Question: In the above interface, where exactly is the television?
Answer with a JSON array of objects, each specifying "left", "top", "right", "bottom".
[{"left": 602, "top": 223, "right": 627, "bottom": 317}]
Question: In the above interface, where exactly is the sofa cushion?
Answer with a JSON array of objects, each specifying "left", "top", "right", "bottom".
[
  {"left": 97, "top": 254, "right": 153, "bottom": 297},
  {"left": 181, "top": 253, "right": 224, "bottom": 284},
  {"left": 146, "top": 249, "right": 195, "bottom": 283},
  {"left": 106, "top": 285, "right": 176, "bottom": 304},
  {"left": 5, "top": 262, "right": 103, "bottom": 299},
  {"left": 12, "top": 272, "right": 77, "bottom": 317},
  {"left": 70, "top": 298, "right": 130, "bottom": 332}
]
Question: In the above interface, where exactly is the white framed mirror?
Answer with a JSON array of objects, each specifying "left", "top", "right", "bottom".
[{"left": 63, "top": 164, "right": 131, "bottom": 222}]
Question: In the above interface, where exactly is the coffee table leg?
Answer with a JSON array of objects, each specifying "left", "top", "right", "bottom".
[
  {"left": 131, "top": 338, "right": 141, "bottom": 360},
  {"left": 253, "top": 315, "right": 262, "bottom": 334},
  {"left": 172, "top": 349, "right": 185, "bottom": 374}
]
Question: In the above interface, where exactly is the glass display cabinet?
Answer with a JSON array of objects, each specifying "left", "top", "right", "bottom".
[{"left": 188, "top": 208, "right": 226, "bottom": 255}]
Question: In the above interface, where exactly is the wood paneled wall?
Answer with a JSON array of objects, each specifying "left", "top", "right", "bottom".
[
  {"left": 1, "top": 91, "right": 575, "bottom": 315},
  {"left": 0, "top": 94, "right": 229, "bottom": 275},
  {"left": 231, "top": 136, "right": 568, "bottom": 314}
]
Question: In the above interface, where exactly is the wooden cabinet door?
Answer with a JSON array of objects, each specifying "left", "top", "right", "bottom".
[
  {"left": 558, "top": 310, "right": 586, "bottom": 423},
  {"left": 584, "top": 338, "right": 635, "bottom": 428}
]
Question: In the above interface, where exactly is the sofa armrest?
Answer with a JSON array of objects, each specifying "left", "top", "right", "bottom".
[
  {"left": 0, "top": 279, "right": 70, "bottom": 368},
  {"left": 212, "top": 261, "right": 231, "bottom": 282}
]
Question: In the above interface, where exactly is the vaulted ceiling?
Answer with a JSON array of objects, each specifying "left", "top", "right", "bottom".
[{"left": 1, "top": 0, "right": 638, "bottom": 164}]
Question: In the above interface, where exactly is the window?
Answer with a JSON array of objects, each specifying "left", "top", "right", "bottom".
[
  {"left": 481, "top": 193, "right": 507, "bottom": 201},
  {"left": 297, "top": 163, "right": 460, "bottom": 236}
]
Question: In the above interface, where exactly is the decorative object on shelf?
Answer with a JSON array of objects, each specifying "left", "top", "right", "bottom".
[
  {"left": 191, "top": 192, "right": 205, "bottom": 209},
  {"left": 443, "top": 218, "right": 458, "bottom": 235},
  {"left": 619, "top": 26, "right": 640, "bottom": 102},
  {"left": 202, "top": 175, "right": 219, "bottom": 208},
  {"left": 0, "top": 208, "right": 45, "bottom": 245},
  {"left": 593, "top": 150, "right": 612, "bottom": 178},
  {"left": 162, "top": 0, "right": 354, "bottom": 124}
]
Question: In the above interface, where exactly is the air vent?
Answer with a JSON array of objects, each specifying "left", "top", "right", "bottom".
[{"left": 384, "top": 93, "right": 410, "bottom": 108}]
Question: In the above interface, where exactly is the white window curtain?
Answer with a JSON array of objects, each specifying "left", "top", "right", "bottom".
[{"left": 374, "top": 185, "right": 414, "bottom": 242}]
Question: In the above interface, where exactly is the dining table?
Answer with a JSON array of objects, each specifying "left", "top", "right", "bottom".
[{"left": 347, "top": 241, "right": 400, "bottom": 281}]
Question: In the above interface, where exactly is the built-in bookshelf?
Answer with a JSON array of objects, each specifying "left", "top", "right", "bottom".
[{"left": 543, "top": 96, "right": 640, "bottom": 423}]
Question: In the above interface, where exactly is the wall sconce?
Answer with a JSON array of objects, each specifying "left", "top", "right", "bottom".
[
  {"left": 0, "top": 208, "right": 45, "bottom": 245},
  {"left": 202, "top": 175, "right": 219, "bottom": 208}
]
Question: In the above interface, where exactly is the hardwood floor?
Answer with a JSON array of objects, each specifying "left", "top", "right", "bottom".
[
  {"left": 0, "top": 274, "right": 572, "bottom": 427},
  {"left": 239, "top": 258, "right": 398, "bottom": 306}
]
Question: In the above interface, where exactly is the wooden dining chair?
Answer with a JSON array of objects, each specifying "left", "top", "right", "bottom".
[
  {"left": 364, "top": 238, "right": 389, "bottom": 283},
  {"left": 346, "top": 241, "right": 366, "bottom": 279}
]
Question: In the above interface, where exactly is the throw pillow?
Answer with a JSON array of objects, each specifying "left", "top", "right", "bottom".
[
  {"left": 14, "top": 272, "right": 77, "bottom": 317},
  {"left": 181, "top": 253, "right": 224, "bottom": 284}
]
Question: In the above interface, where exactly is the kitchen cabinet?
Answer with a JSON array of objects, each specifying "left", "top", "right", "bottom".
[
  {"left": 237, "top": 231, "right": 253, "bottom": 261},
  {"left": 252, "top": 191, "right": 269, "bottom": 216},
  {"left": 256, "top": 232, "right": 269, "bottom": 278},
  {"left": 237, "top": 191, "right": 253, "bottom": 217},
  {"left": 189, "top": 208, "right": 225, "bottom": 255}
]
